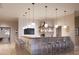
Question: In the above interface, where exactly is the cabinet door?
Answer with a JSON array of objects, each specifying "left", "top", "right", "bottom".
[
  {"left": 47, "top": 44, "right": 52, "bottom": 55},
  {"left": 32, "top": 39, "right": 42, "bottom": 55}
]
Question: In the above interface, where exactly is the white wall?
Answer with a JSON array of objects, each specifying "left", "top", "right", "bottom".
[{"left": 18, "top": 16, "right": 40, "bottom": 37}]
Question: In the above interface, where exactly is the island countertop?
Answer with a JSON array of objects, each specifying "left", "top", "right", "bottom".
[
  {"left": 18, "top": 36, "right": 74, "bottom": 55},
  {"left": 21, "top": 36, "right": 41, "bottom": 39},
  {"left": 21, "top": 35, "right": 69, "bottom": 39}
]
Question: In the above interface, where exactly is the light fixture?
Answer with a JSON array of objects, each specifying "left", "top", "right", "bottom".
[
  {"left": 31, "top": 23, "right": 35, "bottom": 26},
  {"left": 32, "top": 3, "right": 35, "bottom": 26},
  {"left": 63, "top": 25, "right": 67, "bottom": 28},
  {"left": 45, "top": 24, "right": 48, "bottom": 28},
  {"left": 22, "top": 26, "right": 27, "bottom": 29},
  {"left": 28, "top": 8, "right": 30, "bottom": 19},
  {"left": 23, "top": 8, "right": 27, "bottom": 16},
  {"left": 22, "top": 8, "right": 30, "bottom": 29},
  {"left": 55, "top": 25, "right": 59, "bottom": 28},
  {"left": 54, "top": 8, "right": 59, "bottom": 28},
  {"left": 44, "top": 6, "right": 48, "bottom": 28},
  {"left": 28, "top": 8, "right": 35, "bottom": 27},
  {"left": 28, "top": 25, "right": 31, "bottom": 28},
  {"left": 40, "top": 29, "right": 43, "bottom": 32},
  {"left": 63, "top": 10, "right": 67, "bottom": 29}
]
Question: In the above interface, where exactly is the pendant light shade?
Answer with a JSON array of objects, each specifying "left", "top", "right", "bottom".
[
  {"left": 32, "top": 23, "right": 35, "bottom": 26},
  {"left": 63, "top": 25, "right": 67, "bottom": 28},
  {"left": 45, "top": 24, "right": 48, "bottom": 28},
  {"left": 55, "top": 25, "right": 59, "bottom": 28}
]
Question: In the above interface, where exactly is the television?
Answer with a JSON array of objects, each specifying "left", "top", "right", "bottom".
[{"left": 24, "top": 28, "right": 35, "bottom": 35}]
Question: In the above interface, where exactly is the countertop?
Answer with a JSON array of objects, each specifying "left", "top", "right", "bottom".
[{"left": 21, "top": 35, "right": 69, "bottom": 39}]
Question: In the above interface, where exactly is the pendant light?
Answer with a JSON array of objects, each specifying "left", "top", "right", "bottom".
[
  {"left": 32, "top": 3, "right": 35, "bottom": 26},
  {"left": 63, "top": 10, "right": 67, "bottom": 28},
  {"left": 22, "top": 11, "right": 27, "bottom": 29},
  {"left": 55, "top": 8, "right": 59, "bottom": 28},
  {"left": 44, "top": 6, "right": 48, "bottom": 28}
]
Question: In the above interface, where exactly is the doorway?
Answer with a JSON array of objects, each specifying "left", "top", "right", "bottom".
[{"left": 0, "top": 27, "right": 11, "bottom": 44}]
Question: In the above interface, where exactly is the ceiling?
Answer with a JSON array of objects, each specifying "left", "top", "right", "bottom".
[{"left": 0, "top": 3, "right": 79, "bottom": 21}]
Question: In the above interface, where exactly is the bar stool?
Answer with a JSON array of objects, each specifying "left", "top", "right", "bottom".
[
  {"left": 52, "top": 42, "right": 57, "bottom": 55},
  {"left": 47, "top": 42, "right": 52, "bottom": 55}
]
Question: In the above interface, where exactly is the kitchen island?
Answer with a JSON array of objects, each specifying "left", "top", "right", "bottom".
[{"left": 18, "top": 36, "right": 74, "bottom": 55}]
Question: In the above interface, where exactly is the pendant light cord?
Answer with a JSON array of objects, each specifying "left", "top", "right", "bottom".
[
  {"left": 64, "top": 10, "right": 66, "bottom": 23},
  {"left": 56, "top": 8, "right": 58, "bottom": 21},
  {"left": 64, "top": 10, "right": 66, "bottom": 17},
  {"left": 32, "top": 3, "right": 35, "bottom": 23},
  {"left": 55, "top": 8, "right": 58, "bottom": 26},
  {"left": 45, "top": 6, "right": 47, "bottom": 22},
  {"left": 28, "top": 8, "right": 30, "bottom": 22}
]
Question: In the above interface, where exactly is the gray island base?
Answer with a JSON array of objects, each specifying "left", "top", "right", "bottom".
[{"left": 18, "top": 36, "right": 74, "bottom": 55}]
